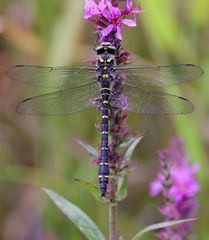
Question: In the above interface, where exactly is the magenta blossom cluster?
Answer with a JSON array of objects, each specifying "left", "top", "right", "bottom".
[
  {"left": 84, "top": 0, "right": 141, "bottom": 43},
  {"left": 150, "top": 137, "right": 200, "bottom": 240}
]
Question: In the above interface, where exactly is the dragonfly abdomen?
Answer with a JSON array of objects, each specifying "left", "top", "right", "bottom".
[{"left": 99, "top": 83, "right": 110, "bottom": 197}]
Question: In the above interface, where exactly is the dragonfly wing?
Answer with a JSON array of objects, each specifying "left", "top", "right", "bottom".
[
  {"left": 7, "top": 65, "right": 97, "bottom": 88},
  {"left": 17, "top": 82, "right": 100, "bottom": 115},
  {"left": 110, "top": 84, "right": 194, "bottom": 114},
  {"left": 116, "top": 64, "right": 203, "bottom": 87}
]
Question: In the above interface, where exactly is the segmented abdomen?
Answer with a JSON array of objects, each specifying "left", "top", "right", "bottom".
[{"left": 99, "top": 83, "right": 110, "bottom": 197}]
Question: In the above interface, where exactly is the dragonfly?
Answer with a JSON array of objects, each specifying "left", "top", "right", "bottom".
[{"left": 7, "top": 42, "right": 204, "bottom": 197}]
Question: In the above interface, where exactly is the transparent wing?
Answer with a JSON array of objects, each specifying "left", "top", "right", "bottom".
[
  {"left": 115, "top": 64, "right": 203, "bottom": 87},
  {"left": 7, "top": 65, "right": 97, "bottom": 88},
  {"left": 17, "top": 82, "right": 100, "bottom": 115},
  {"left": 110, "top": 84, "right": 194, "bottom": 114}
]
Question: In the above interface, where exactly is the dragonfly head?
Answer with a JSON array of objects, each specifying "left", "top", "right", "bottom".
[{"left": 96, "top": 42, "right": 117, "bottom": 55}]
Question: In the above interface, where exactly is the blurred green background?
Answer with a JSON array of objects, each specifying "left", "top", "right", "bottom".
[{"left": 0, "top": 0, "right": 209, "bottom": 239}]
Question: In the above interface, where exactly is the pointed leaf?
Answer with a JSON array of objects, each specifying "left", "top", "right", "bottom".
[
  {"left": 116, "top": 133, "right": 146, "bottom": 201},
  {"left": 124, "top": 132, "right": 146, "bottom": 162},
  {"left": 116, "top": 170, "right": 128, "bottom": 201},
  {"left": 120, "top": 137, "right": 138, "bottom": 149},
  {"left": 43, "top": 188, "right": 105, "bottom": 240},
  {"left": 120, "top": 131, "right": 147, "bottom": 149},
  {"left": 77, "top": 139, "right": 99, "bottom": 158},
  {"left": 130, "top": 218, "right": 196, "bottom": 240},
  {"left": 75, "top": 178, "right": 107, "bottom": 203}
]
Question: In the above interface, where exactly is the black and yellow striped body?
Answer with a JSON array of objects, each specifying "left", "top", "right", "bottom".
[
  {"left": 96, "top": 42, "right": 116, "bottom": 197},
  {"left": 99, "top": 81, "right": 111, "bottom": 197}
]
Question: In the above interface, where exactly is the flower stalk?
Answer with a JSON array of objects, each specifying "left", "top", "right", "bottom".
[
  {"left": 109, "top": 202, "right": 118, "bottom": 240},
  {"left": 150, "top": 137, "right": 200, "bottom": 240}
]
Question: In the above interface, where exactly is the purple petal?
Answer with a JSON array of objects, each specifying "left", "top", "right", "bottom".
[
  {"left": 107, "top": 1, "right": 121, "bottom": 18},
  {"left": 116, "top": 24, "right": 122, "bottom": 40},
  {"left": 149, "top": 180, "right": 163, "bottom": 196},
  {"left": 84, "top": 0, "right": 100, "bottom": 19},
  {"left": 121, "top": 18, "right": 136, "bottom": 27},
  {"left": 102, "top": 9, "right": 112, "bottom": 21},
  {"left": 102, "top": 23, "right": 114, "bottom": 37},
  {"left": 126, "top": 0, "right": 132, "bottom": 10},
  {"left": 131, "top": 7, "right": 141, "bottom": 14},
  {"left": 98, "top": 0, "right": 106, "bottom": 12},
  {"left": 123, "top": 1, "right": 141, "bottom": 15}
]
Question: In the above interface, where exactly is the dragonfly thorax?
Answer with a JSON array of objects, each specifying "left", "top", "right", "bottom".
[
  {"left": 96, "top": 43, "right": 116, "bottom": 84},
  {"left": 97, "top": 54, "right": 116, "bottom": 66},
  {"left": 96, "top": 54, "right": 116, "bottom": 84},
  {"left": 96, "top": 42, "right": 117, "bottom": 76}
]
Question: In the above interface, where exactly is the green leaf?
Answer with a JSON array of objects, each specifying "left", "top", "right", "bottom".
[
  {"left": 120, "top": 137, "right": 137, "bottom": 149},
  {"left": 116, "top": 170, "right": 129, "bottom": 202},
  {"left": 120, "top": 132, "right": 147, "bottom": 150},
  {"left": 130, "top": 218, "right": 196, "bottom": 240},
  {"left": 75, "top": 178, "right": 107, "bottom": 203},
  {"left": 43, "top": 188, "right": 105, "bottom": 240},
  {"left": 124, "top": 132, "right": 146, "bottom": 162},
  {"left": 116, "top": 133, "right": 146, "bottom": 201},
  {"left": 77, "top": 139, "right": 99, "bottom": 158}
]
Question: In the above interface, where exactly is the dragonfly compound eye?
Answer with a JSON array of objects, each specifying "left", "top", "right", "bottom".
[{"left": 96, "top": 46, "right": 105, "bottom": 54}]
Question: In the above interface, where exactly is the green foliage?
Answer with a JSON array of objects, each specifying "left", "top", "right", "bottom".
[
  {"left": 75, "top": 178, "right": 108, "bottom": 203},
  {"left": 123, "top": 133, "right": 147, "bottom": 163},
  {"left": 44, "top": 188, "right": 105, "bottom": 240},
  {"left": 130, "top": 218, "right": 196, "bottom": 240},
  {"left": 116, "top": 133, "right": 146, "bottom": 201},
  {"left": 77, "top": 140, "right": 99, "bottom": 158}
]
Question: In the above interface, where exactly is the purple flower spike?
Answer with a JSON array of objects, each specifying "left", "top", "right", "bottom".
[
  {"left": 84, "top": 0, "right": 141, "bottom": 42},
  {"left": 150, "top": 137, "right": 200, "bottom": 240}
]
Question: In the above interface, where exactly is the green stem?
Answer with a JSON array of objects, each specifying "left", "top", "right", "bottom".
[{"left": 109, "top": 201, "right": 118, "bottom": 240}]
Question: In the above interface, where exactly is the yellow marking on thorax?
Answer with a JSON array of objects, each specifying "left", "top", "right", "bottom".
[
  {"left": 99, "top": 58, "right": 104, "bottom": 62},
  {"left": 107, "top": 58, "right": 113, "bottom": 63},
  {"left": 103, "top": 100, "right": 108, "bottom": 104},
  {"left": 102, "top": 74, "right": 109, "bottom": 78},
  {"left": 102, "top": 115, "right": 108, "bottom": 118},
  {"left": 104, "top": 66, "right": 107, "bottom": 70}
]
